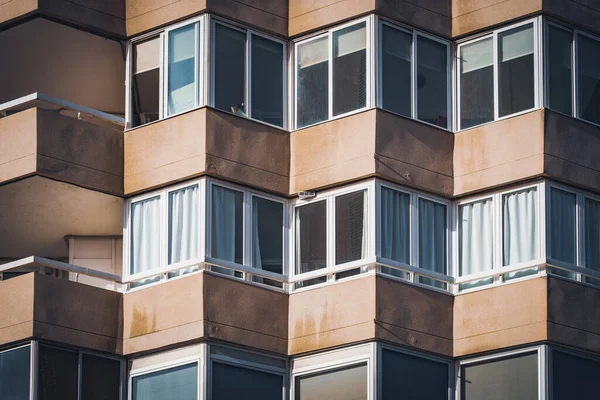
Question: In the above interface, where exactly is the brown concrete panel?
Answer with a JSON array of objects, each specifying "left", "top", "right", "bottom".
[
  {"left": 31, "top": 274, "right": 121, "bottom": 353},
  {"left": 544, "top": 110, "right": 600, "bottom": 193},
  {"left": 289, "top": 0, "right": 376, "bottom": 37},
  {"left": 375, "top": 277, "right": 453, "bottom": 356},
  {"left": 37, "top": 0, "right": 125, "bottom": 37},
  {"left": 543, "top": 0, "right": 600, "bottom": 37},
  {"left": 203, "top": 273, "right": 288, "bottom": 354},
  {"left": 123, "top": 273, "right": 204, "bottom": 355},
  {"left": 124, "top": 109, "right": 207, "bottom": 195},
  {"left": 375, "top": 0, "right": 451, "bottom": 37},
  {"left": 547, "top": 277, "right": 600, "bottom": 354},
  {"left": 206, "top": 0, "right": 287, "bottom": 36},
  {"left": 454, "top": 278, "right": 548, "bottom": 356},
  {"left": 205, "top": 109, "right": 290, "bottom": 194},
  {"left": 452, "top": 0, "right": 542, "bottom": 37},
  {"left": 290, "top": 111, "right": 377, "bottom": 194},
  {"left": 375, "top": 110, "right": 454, "bottom": 196},
  {"left": 0, "top": 108, "right": 37, "bottom": 184},
  {"left": 0, "top": 273, "right": 35, "bottom": 347},
  {"left": 453, "top": 110, "right": 545, "bottom": 196},
  {"left": 288, "top": 277, "right": 376, "bottom": 355}
]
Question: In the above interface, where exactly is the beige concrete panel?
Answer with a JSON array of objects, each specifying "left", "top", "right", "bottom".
[
  {"left": 0, "top": 108, "right": 37, "bottom": 183},
  {"left": 375, "top": 277, "right": 453, "bottom": 355},
  {"left": 37, "top": 0, "right": 126, "bottom": 37},
  {"left": 288, "top": 277, "right": 376, "bottom": 354},
  {"left": 375, "top": 110, "right": 454, "bottom": 196},
  {"left": 0, "top": 273, "right": 35, "bottom": 346},
  {"left": 124, "top": 109, "right": 207, "bottom": 195},
  {"left": 290, "top": 111, "right": 377, "bottom": 193},
  {"left": 206, "top": 0, "right": 287, "bottom": 36},
  {"left": 376, "top": 0, "right": 451, "bottom": 37},
  {"left": 205, "top": 109, "right": 290, "bottom": 194},
  {"left": 547, "top": 277, "right": 600, "bottom": 353},
  {"left": 289, "top": 0, "right": 376, "bottom": 37},
  {"left": 543, "top": 0, "right": 600, "bottom": 37},
  {"left": 453, "top": 110, "right": 545, "bottom": 196},
  {"left": 454, "top": 278, "right": 548, "bottom": 356},
  {"left": 33, "top": 274, "right": 122, "bottom": 353},
  {"left": 0, "top": 0, "right": 37, "bottom": 26},
  {"left": 203, "top": 273, "right": 288, "bottom": 354},
  {"left": 0, "top": 18, "right": 125, "bottom": 114},
  {"left": 123, "top": 273, "right": 204, "bottom": 354},
  {"left": 452, "top": 0, "right": 542, "bottom": 37}
]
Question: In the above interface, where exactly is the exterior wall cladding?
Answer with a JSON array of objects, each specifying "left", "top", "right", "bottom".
[{"left": 4, "top": 0, "right": 600, "bottom": 399}]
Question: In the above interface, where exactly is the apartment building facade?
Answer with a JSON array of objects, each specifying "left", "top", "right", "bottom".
[{"left": 1, "top": 0, "right": 600, "bottom": 398}]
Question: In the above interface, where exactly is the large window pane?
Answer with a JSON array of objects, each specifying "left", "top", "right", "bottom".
[
  {"left": 552, "top": 350, "right": 600, "bottom": 400},
  {"left": 297, "top": 37, "right": 329, "bottom": 128},
  {"left": 0, "top": 346, "right": 30, "bottom": 400},
  {"left": 417, "top": 35, "right": 448, "bottom": 128},
  {"left": 502, "top": 188, "right": 538, "bottom": 267},
  {"left": 550, "top": 188, "right": 577, "bottom": 270},
  {"left": 132, "top": 37, "right": 160, "bottom": 127},
  {"left": 418, "top": 199, "right": 447, "bottom": 285},
  {"left": 169, "top": 185, "right": 199, "bottom": 265},
  {"left": 461, "top": 353, "right": 538, "bottom": 400},
  {"left": 211, "top": 186, "right": 243, "bottom": 265},
  {"left": 253, "top": 197, "right": 283, "bottom": 274},
  {"left": 548, "top": 25, "right": 573, "bottom": 115},
  {"left": 335, "top": 191, "right": 366, "bottom": 265},
  {"left": 459, "top": 199, "right": 494, "bottom": 288},
  {"left": 585, "top": 198, "right": 600, "bottom": 272},
  {"left": 460, "top": 37, "right": 494, "bottom": 129},
  {"left": 498, "top": 24, "right": 535, "bottom": 117},
  {"left": 130, "top": 196, "right": 161, "bottom": 275},
  {"left": 38, "top": 345, "right": 78, "bottom": 400},
  {"left": 382, "top": 349, "right": 448, "bottom": 400},
  {"left": 381, "top": 25, "right": 412, "bottom": 118},
  {"left": 296, "top": 201, "right": 327, "bottom": 282},
  {"left": 81, "top": 354, "right": 121, "bottom": 400},
  {"left": 132, "top": 363, "right": 198, "bottom": 400},
  {"left": 295, "top": 363, "right": 367, "bottom": 400},
  {"left": 578, "top": 35, "right": 600, "bottom": 125},
  {"left": 212, "top": 362, "right": 282, "bottom": 400},
  {"left": 167, "top": 23, "right": 196, "bottom": 116},
  {"left": 333, "top": 22, "right": 367, "bottom": 116},
  {"left": 380, "top": 187, "right": 410, "bottom": 270},
  {"left": 251, "top": 35, "right": 284, "bottom": 127},
  {"left": 214, "top": 24, "right": 246, "bottom": 116}
]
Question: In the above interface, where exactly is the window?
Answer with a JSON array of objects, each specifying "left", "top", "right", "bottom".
[
  {"left": 0, "top": 345, "right": 30, "bottom": 399},
  {"left": 547, "top": 24, "right": 573, "bottom": 116},
  {"left": 378, "top": 23, "right": 451, "bottom": 128},
  {"left": 549, "top": 188, "right": 577, "bottom": 278},
  {"left": 381, "top": 348, "right": 449, "bottom": 400},
  {"left": 584, "top": 197, "right": 600, "bottom": 273},
  {"left": 458, "top": 19, "right": 538, "bottom": 130},
  {"left": 460, "top": 351, "right": 539, "bottom": 400},
  {"left": 293, "top": 184, "right": 371, "bottom": 287},
  {"left": 296, "top": 19, "right": 370, "bottom": 129},
  {"left": 456, "top": 184, "right": 542, "bottom": 291},
  {"left": 577, "top": 34, "right": 600, "bottom": 125},
  {"left": 129, "top": 196, "right": 162, "bottom": 284},
  {"left": 132, "top": 363, "right": 198, "bottom": 400},
  {"left": 211, "top": 20, "right": 286, "bottom": 127},
  {"left": 552, "top": 349, "right": 600, "bottom": 400},
  {"left": 165, "top": 22, "right": 199, "bottom": 116},
  {"left": 210, "top": 185, "right": 244, "bottom": 265},
  {"left": 81, "top": 354, "right": 122, "bottom": 400},
  {"left": 418, "top": 198, "right": 448, "bottom": 285},
  {"left": 131, "top": 36, "right": 161, "bottom": 127},
  {"left": 380, "top": 187, "right": 410, "bottom": 276}
]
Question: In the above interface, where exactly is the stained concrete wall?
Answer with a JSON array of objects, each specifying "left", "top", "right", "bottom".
[{"left": 124, "top": 107, "right": 289, "bottom": 195}]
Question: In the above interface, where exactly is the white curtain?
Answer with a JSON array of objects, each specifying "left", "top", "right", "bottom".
[
  {"left": 585, "top": 198, "right": 600, "bottom": 273},
  {"left": 211, "top": 186, "right": 241, "bottom": 275},
  {"left": 503, "top": 188, "right": 538, "bottom": 279},
  {"left": 459, "top": 199, "right": 494, "bottom": 288},
  {"left": 168, "top": 185, "right": 199, "bottom": 277},
  {"left": 130, "top": 197, "right": 161, "bottom": 277},
  {"left": 418, "top": 199, "right": 447, "bottom": 287},
  {"left": 381, "top": 188, "right": 410, "bottom": 278}
]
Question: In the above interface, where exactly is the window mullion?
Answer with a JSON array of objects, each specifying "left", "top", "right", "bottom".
[
  {"left": 411, "top": 31, "right": 417, "bottom": 120},
  {"left": 493, "top": 31, "right": 499, "bottom": 120},
  {"left": 246, "top": 32, "right": 252, "bottom": 121},
  {"left": 328, "top": 32, "right": 334, "bottom": 120},
  {"left": 573, "top": 31, "right": 579, "bottom": 118}
]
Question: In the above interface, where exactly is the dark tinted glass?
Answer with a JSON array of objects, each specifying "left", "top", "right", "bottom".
[
  {"left": 335, "top": 191, "right": 366, "bottom": 265},
  {"left": 297, "top": 37, "right": 329, "bottom": 128},
  {"left": 552, "top": 350, "right": 600, "bottom": 400},
  {"left": 214, "top": 24, "right": 246, "bottom": 116},
  {"left": 461, "top": 353, "right": 538, "bottom": 400},
  {"left": 382, "top": 349, "right": 449, "bottom": 400},
  {"left": 548, "top": 25, "right": 573, "bottom": 115},
  {"left": 212, "top": 362, "right": 282, "bottom": 400},
  {"left": 38, "top": 345, "right": 78, "bottom": 400},
  {"left": 460, "top": 38, "right": 493, "bottom": 129},
  {"left": 81, "top": 354, "right": 121, "bottom": 400},
  {"left": 296, "top": 201, "right": 327, "bottom": 286},
  {"left": 251, "top": 35, "right": 284, "bottom": 127},
  {"left": 333, "top": 22, "right": 367, "bottom": 116},
  {"left": 381, "top": 24, "right": 412, "bottom": 117},
  {"left": 417, "top": 35, "right": 448, "bottom": 127},
  {"left": 0, "top": 346, "right": 30, "bottom": 400},
  {"left": 578, "top": 35, "right": 600, "bottom": 125}
]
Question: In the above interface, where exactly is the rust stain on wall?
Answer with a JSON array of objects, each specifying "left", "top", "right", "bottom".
[{"left": 129, "top": 306, "right": 156, "bottom": 338}]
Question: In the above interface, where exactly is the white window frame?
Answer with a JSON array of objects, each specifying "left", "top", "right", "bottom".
[
  {"left": 290, "top": 180, "right": 376, "bottom": 289},
  {"left": 377, "top": 343, "right": 453, "bottom": 400},
  {"left": 375, "top": 180, "right": 452, "bottom": 291},
  {"left": 291, "top": 343, "right": 375, "bottom": 400},
  {"left": 0, "top": 342, "right": 36, "bottom": 400},
  {"left": 453, "top": 181, "right": 546, "bottom": 292},
  {"left": 376, "top": 18, "right": 452, "bottom": 130},
  {"left": 456, "top": 17, "right": 541, "bottom": 131},
  {"left": 293, "top": 16, "right": 374, "bottom": 130},
  {"left": 209, "top": 17, "right": 288, "bottom": 129},
  {"left": 456, "top": 345, "right": 546, "bottom": 400}
]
